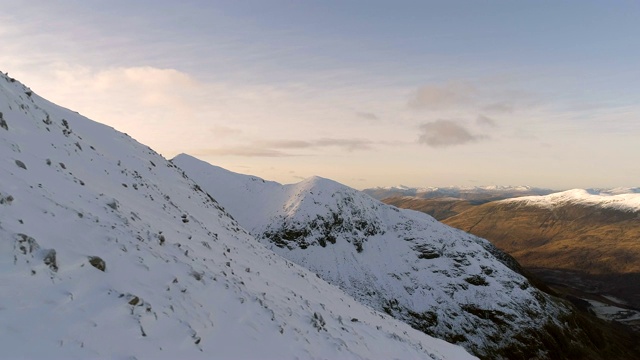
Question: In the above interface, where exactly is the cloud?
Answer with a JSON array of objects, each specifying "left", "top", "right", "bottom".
[
  {"left": 314, "top": 138, "right": 373, "bottom": 151},
  {"left": 194, "top": 137, "right": 375, "bottom": 157},
  {"left": 356, "top": 112, "right": 379, "bottom": 121},
  {"left": 259, "top": 140, "right": 313, "bottom": 149},
  {"left": 483, "top": 102, "right": 514, "bottom": 113},
  {"left": 418, "top": 120, "right": 486, "bottom": 147},
  {"left": 260, "top": 138, "right": 374, "bottom": 151},
  {"left": 476, "top": 114, "right": 497, "bottom": 127},
  {"left": 211, "top": 125, "right": 243, "bottom": 137},
  {"left": 408, "top": 81, "right": 476, "bottom": 110},
  {"left": 193, "top": 147, "right": 293, "bottom": 157}
]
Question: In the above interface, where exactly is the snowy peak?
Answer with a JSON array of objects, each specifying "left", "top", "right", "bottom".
[
  {"left": 502, "top": 188, "right": 640, "bottom": 212},
  {"left": 0, "top": 73, "right": 475, "bottom": 359},
  {"left": 173, "top": 154, "right": 387, "bottom": 253}
]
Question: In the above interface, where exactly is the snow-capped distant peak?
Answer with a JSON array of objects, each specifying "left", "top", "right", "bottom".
[{"left": 502, "top": 188, "right": 640, "bottom": 212}]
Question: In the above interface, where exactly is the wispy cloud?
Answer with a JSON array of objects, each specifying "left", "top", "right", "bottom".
[
  {"left": 476, "top": 114, "right": 497, "bottom": 127},
  {"left": 193, "top": 147, "right": 293, "bottom": 157},
  {"left": 196, "top": 137, "right": 376, "bottom": 157},
  {"left": 483, "top": 102, "right": 515, "bottom": 113},
  {"left": 356, "top": 112, "right": 379, "bottom": 121},
  {"left": 259, "top": 138, "right": 374, "bottom": 151},
  {"left": 314, "top": 138, "right": 374, "bottom": 151},
  {"left": 211, "top": 125, "right": 243, "bottom": 137},
  {"left": 408, "top": 81, "right": 476, "bottom": 110},
  {"left": 259, "top": 140, "right": 313, "bottom": 149},
  {"left": 418, "top": 120, "right": 486, "bottom": 147}
]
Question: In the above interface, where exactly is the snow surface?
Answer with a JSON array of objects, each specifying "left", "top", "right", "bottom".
[
  {"left": 501, "top": 188, "right": 640, "bottom": 212},
  {"left": 585, "top": 300, "right": 640, "bottom": 324},
  {"left": 0, "top": 72, "right": 476, "bottom": 359},
  {"left": 174, "top": 154, "right": 572, "bottom": 358}
]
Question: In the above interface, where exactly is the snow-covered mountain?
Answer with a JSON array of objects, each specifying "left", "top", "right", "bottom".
[
  {"left": 363, "top": 185, "right": 556, "bottom": 202},
  {"left": 173, "top": 155, "right": 623, "bottom": 359},
  {"left": 0, "top": 72, "right": 477, "bottom": 359},
  {"left": 501, "top": 188, "right": 640, "bottom": 212}
]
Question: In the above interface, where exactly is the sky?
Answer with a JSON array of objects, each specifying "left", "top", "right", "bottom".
[{"left": 1, "top": 1, "right": 639, "bottom": 189}]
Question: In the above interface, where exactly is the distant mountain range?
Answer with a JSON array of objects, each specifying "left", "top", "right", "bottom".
[
  {"left": 364, "top": 185, "right": 556, "bottom": 202},
  {"left": 363, "top": 186, "right": 558, "bottom": 221}
]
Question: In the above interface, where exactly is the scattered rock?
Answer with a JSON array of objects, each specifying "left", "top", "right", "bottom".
[
  {"left": 16, "top": 233, "right": 39, "bottom": 254},
  {"left": 88, "top": 256, "right": 106, "bottom": 272},
  {"left": 0, "top": 112, "right": 7, "bottom": 130},
  {"left": 464, "top": 275, "right": 489, "bottom": 286},
  {"left": 106, "top": 199, "right": 119, "bottom": 210},
  {"left": 42, "top": 249, "right": 58, "bottom": 272},
  {"left": 0, "top": 193, "right": 14, "bottom": 205}
]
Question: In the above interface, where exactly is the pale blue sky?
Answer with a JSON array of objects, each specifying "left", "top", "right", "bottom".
[{"left": 1, "top": 1, "right": 639, "bottom": 188}]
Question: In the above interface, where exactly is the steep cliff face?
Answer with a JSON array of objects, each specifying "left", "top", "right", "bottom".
[
  {"left": 176, "top": 154, "right": 639, "bottom": 359},
  {"left": 0, "top": 72, "right": 475, "bottom": 359}
]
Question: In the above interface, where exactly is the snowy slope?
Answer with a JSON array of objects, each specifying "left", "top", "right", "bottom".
[
  {"left": 174, "top": 155, "right": 580, "bottom": 358},
  {"left": 0, "top": 72, "right": 476, "bottom": 359},
  {"left": 501, "top": 188, "right": 640, "bottom": 212}
]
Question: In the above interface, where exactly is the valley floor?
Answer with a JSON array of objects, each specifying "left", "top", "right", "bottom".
[{"left": 530, "top": 268, "right": 640, "bottom": 333}]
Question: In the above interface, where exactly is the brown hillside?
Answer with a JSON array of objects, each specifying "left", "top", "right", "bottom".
[
  {"left": 381, "top": 196, "right": 477, "bottom": 220},
  {"left": 443, "top": 201, "right": 640, "bottom": 306}
]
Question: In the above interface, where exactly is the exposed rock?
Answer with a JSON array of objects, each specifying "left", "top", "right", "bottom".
[
  {"left": 88, "top": 256, "right": 106, "bottom": 272},
  {"left": 0, "top": 111, "right": 7, "bottom": 130},
  {"left": 16, "top": 233, "right": 39, "bottom": 254},
  {"left": 42, "top": 249, "right": 58, "bottom": 272}
]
